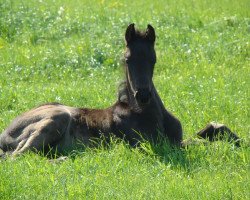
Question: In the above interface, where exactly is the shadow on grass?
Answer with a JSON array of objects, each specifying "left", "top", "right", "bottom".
[
  {"left": 41, "top": 136, "right": 198, "bottom": 172},
  {"left": 2, "top": 133, "right": 247, "bottom": 174}
]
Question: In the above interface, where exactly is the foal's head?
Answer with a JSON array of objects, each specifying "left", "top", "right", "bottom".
[{"left": 124, "top": 23, "right": 156, "bottom": 105}]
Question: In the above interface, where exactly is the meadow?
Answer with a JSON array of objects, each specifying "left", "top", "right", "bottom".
[{"left": 0, "top": 0, "right": 249, "bottom": 199}]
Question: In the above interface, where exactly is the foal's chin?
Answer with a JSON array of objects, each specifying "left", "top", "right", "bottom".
[{"left": 134, "top": 89, "right": 152, "bottom": 107}]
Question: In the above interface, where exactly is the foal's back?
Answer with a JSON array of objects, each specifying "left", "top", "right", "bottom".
[{"left": 0, "top": 103, "right": 114, "bottom": 154}]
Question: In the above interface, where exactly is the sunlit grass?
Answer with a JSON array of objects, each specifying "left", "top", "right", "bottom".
[{"left": 0, "top": 0, "right": 249, "bottom": 199}]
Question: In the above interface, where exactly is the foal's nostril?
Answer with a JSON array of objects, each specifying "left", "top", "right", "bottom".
[{"left": 135, "top": 89, "right": 151, "bottom": 104}]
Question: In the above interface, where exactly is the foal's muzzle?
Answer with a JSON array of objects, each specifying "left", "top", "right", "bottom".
[{"left": 134, "top": 88, "right": 152, "bottom": 105}]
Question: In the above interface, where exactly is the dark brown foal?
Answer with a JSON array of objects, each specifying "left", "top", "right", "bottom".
[{"left": 0, "top": 24, "right": 240, "bottom": 156}]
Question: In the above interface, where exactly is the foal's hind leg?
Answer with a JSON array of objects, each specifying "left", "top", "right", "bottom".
[
  {"left": 196, "top": 122, "right": 240, "bottom": 146},
  {"left": 12, "top": 118, "right": 64, "bottom": 156}
]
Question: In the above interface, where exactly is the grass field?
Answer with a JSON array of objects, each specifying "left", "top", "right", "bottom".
[{"left": 0, "top": 0, "right": 249, "bottom": 199}]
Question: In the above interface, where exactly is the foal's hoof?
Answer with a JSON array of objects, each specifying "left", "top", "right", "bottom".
[
  {"left": 0, "top": 149, "right": 6, "bottom": 160},
  {"left": 196, "top": 122, "right": 241, "bottom": 146},
  {"left": 0, "top": 149, "right": 4, "bottom": 156}
]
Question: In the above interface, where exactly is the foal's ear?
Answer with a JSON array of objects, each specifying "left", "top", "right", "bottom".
[
  {"left": 125, "top": 23, "right": 136, "bottom": 44},
  {"left": 145, "top": 24, "right": 155, "bottom": 43}
]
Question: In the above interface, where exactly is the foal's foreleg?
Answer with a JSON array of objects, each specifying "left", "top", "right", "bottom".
[{"left": 195, "top": 122, "right": 240, "bottom": 146}]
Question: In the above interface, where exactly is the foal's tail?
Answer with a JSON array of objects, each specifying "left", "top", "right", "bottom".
[{"left": 182, "top": 122, "right": 241, "bottom": 147}]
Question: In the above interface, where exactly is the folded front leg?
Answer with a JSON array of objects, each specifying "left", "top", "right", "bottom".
[{"left": 196, "top": 122, "right": 240, "bottom": 146}]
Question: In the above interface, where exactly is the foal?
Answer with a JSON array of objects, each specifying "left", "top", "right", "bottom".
[{"left": 0, "top": 24, "right": 240, "bottom": 156}]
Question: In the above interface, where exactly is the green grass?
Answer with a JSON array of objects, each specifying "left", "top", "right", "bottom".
[{"left": 0, "top": 0, "right": 249, "bottom": 199}]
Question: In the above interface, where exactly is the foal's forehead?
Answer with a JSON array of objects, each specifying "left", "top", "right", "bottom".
[{"left": 126, "top": 41, "right": 154, "bottom": 57}]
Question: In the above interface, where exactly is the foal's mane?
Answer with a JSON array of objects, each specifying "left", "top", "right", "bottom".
[{"left": 118, "top": 81, "right": 128, "bottom": 104}]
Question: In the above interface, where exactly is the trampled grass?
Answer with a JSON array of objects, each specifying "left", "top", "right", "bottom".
[{"left": 0, "top": 0, "right": 249, "bottom": 199}]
